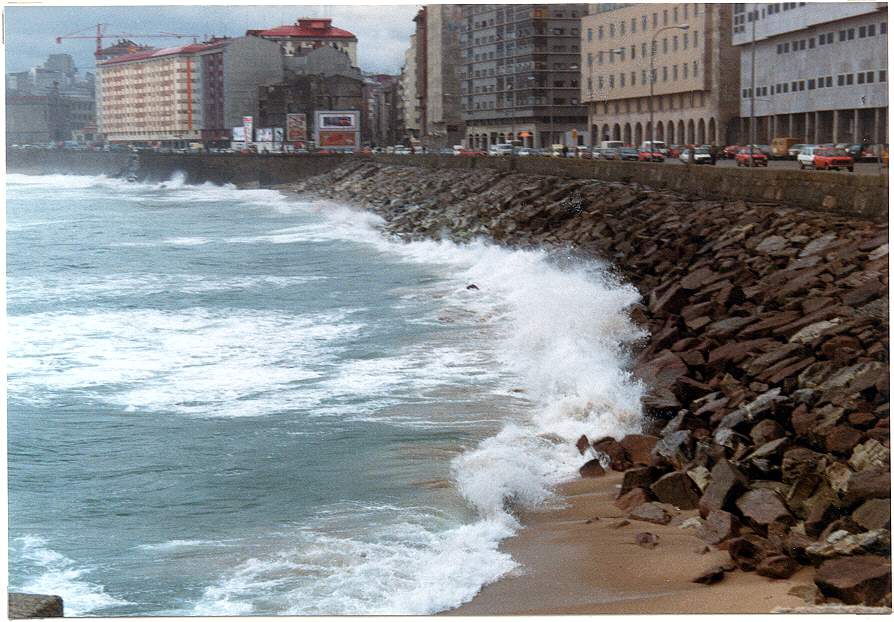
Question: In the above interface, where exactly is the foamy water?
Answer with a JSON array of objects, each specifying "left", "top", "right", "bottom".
[{"left": 7, "top": 172, "right": 644, "bottom": 615}]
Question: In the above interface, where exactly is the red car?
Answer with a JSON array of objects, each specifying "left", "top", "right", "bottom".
[
  {"left": 458, "top": 148, "right": 485, "bottom": 157},
  {"left": 722, "top": 145, "right": 741, "bottom": 159},
  {"left": 735, "top": 148, "right": 768, "bottom": 167},
  {"left": 813, "top": 148, "right": 855, "bottom": 172},
  {"left": 638, "top": 150, "right": 665, "bottom": 162}
]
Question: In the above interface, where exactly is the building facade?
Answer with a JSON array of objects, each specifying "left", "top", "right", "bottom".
[
  {"left": 249, "top": 18, "right": 358, "bottom": 67},
  {"left": 733, "top": 2, "right": 887, "bottom": 145},
  {"left": 461, "top": 4, "right": 590, "bottom": 149},
  {"left": 97, "top": 36, "right": 283, "bottom": 145},
  {"left": 256, "top": 74, "right": 363, "bottom": 140},
  {"left": 581, "top": 3, "right": 740, "bottom": 147},
  {"left": 362, "top": 74, "right": 400, "bottom": 146},
  {"left": 399, "top": 35, "right": 421, "bottom": 143}
]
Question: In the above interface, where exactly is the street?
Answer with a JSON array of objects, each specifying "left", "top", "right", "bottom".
[{"left": 661, "top": 157, "right": 886, "bottom": 175}]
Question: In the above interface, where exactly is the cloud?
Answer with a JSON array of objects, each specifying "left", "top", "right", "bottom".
[{"left": 5, "top": 4, "right": 419, "bottom": 75}]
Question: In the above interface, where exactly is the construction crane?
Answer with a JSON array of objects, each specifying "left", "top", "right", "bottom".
[{"left": 55, "top": 24, "right": 204, "bottom": 56}]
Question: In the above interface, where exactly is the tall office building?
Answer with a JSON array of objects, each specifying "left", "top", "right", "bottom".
[
  {"left": 581, "top": 3, "right": 740, "bottom": 147},
  {"left": 461, "top": 4, "right": 590, "bottom": 149},
  {"left": 733, "top": 2, "right": 887, "bottom": 145}
]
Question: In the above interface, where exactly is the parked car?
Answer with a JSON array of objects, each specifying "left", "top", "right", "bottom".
[
  {"left": 812, "top": 148, "right": 855, "bottom": 172},
  {"left": 618, "top": 147, "right": 640, "bottom": 161},
  {"left": 667, "top": 145, "right": 684, "bottom": 158},
  {"left": 489, "top": 143, "right": 515, "bottom": 156},
  {"left": 638, "top": 149, "right": 665, "bottom": 162},
  {"left": 736, "top": 146, "right": 768, "bottom": 167},
  {"left": 594, "top": 147, "right": 620, "bottom": 160},
  {"left": 680, "top": 146, "right": 715, "bottom": 165},
  {"left": 787, "top": 144, "right": 807, "bottom": 159},
  {"left": 639, "top": 140, "right": 668, "bottom": 155},
  {"left": 516, "top": 147, "right": 536, "bottom": 156},
  {"left": 797, "top": 145, "right": 818, "bottom": 169},
  {"left": 576, "top": 146, "right": 593, "bottom": 159},
  {"left": 722, "top": 145, "right": 741, "bottom": 159},
  {"left": 393, "top": 146, "right": 413, "bottom": 155},
  {"left": 860, "top": 143, "right": 889, "bottom": 162},
  {"left": 458, "top": 148, "right": 485, "bottom": 157}
]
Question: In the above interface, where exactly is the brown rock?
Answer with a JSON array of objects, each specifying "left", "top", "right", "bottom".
[
  {"left": 681, "top": 267, "right": 723, "bottom": 291},
  {"left": 635, "top": 532, "right": 660, "bottom": 549},
  {"left": 619, "top": 466, "right": 659, "bottom": 497},
  {"left": 757, "top": 555, "right": 800, "bottom": 579},
  {"left": 736, "top": 488, "right": 794, "bottom": 531},
  {"left": 750, "top": 419, "right": 786, "bottom": 446},
  {"left": 8, "top": 594, "right": 64, "bottom": 619},
  {"left": 791, "top": 404, "right": 818, "bottom": 437},
  {"left": 593, "top": 437, "right": 631, "bottom": 471},
  {"left": 853, "top": 499, "right": 891, "bottom": 531},
  {"left": 823, "top": 425, "right": 864, "bottom": 455},
  {"left": 815, "top": 555, "right": 892, "bottom": 605},
  {"left": 728, "top": 534, "right": 771, "bottom": 572},
  {"left": 692, "top": 565, "right": 726, "bottom": 585},
  {"left": 615, "top": 487, "right": 655, "bottom": 513},
  {"left": 650, "top": 471, "right": 702, "bottom": 510},
  {"left": 629, "top": 502, "right": 673, "bottom": 525},
  {"left": 575, "top": 434, "right": 590, "bottom": 455},
  {"left": 650, "top": 283, "right": 689, "bottom": 316},
  {"left": 848, "top": 412, "right": 877, "bottom": 429},
  {"left": 844, "top": 467, "right": 891, "bottom": 505},
  {"left": 782, "top": 447, "right": 828, "bottom": 484},
  {"left": 619, "top": 434, "right": 659, "bottom": 465},
  {"left": 698, "top": 509, "right": 741, "bottom": 545},
  {"left": 708, "top": 339, "right": 776, "bottom": 367},
  {"left": 579, "top": 458, "right": 606, "bottom": 478},
  {"left": 699, "top": 459, "right": 750, "bottom": 518},
  {"left": 651, "top": 429, "right": 694, "bottom": 469}
]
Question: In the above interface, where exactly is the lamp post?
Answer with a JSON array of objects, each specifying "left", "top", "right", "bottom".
[{"left": 650, "top": 24, "right": 689, "bottom": 161}]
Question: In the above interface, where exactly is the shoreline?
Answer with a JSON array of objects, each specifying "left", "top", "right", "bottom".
[{"left": 449, "top": 473, "right": 812, "bottom": 615}]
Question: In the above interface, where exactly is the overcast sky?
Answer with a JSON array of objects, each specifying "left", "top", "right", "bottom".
[{"left": 4, "top": 4, "right": 419, "bottom": 76}]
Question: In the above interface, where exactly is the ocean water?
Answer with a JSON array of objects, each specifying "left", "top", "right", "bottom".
[{"left": 7, "top": 172, "right": 646, "bottom": 616}]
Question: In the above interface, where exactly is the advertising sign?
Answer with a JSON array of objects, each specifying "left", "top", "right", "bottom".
[
  {"left": 232, "top": 126, "right": 246, "bottom": 142},
  {"left": 286, "top": 113, "right": 307, "bottom": 142},
  {"left": 317, "top": 111, "right": 358, "bottom": 131},
  {"left": 242, "top": 115, "right": 253, "bottom": 142},
  {"left": 318, "top": 131, "right": 358, "bottom": 148},
  {"left": 273, "top": 128, "right": 284, "bottom": 143},
  {"left": 256, "top": 128, "right": 273, "bottom": 142}
]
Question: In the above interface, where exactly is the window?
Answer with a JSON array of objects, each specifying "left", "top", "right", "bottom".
[
  {"left": 631, "top": 45, "right": 636, "bottom": 60},
  {"left": 662, "top": 65, "right": 668, "bottom": 81},
  {"left": 684, "top": 5, "right": 688, "bottom": 19},
  {"left": 770, "top": 85, "right": 775, "bottom": 94},
  {"left": 880, "top": 70, "right": 886, "bottom": 82},
  {"left": 808, "top": 78, "right": 815, "bottom": 89},
  {"left": 620, "top": 22, "right": 625, "bottom": 35},
  {"left": 838, "top": 74, "right": 845, "bottom": 86},
  {"left": 818, "top": 33, "right": 825, "bottom": 45},
  {"left": 684, "top": 32, "right": 689, "bottom": 49},
  {"left": 783, "top": 42, "right": 790, "bottom": 52},
  {"left": 610, "top": 23, "right": 615, "bottom": 37},
  {"left": 848, "top": 28, "right": 855, "bottom": 40},
  {"left": 858, "top": 72, "right": 865, "bottom": 84},
  {"left": 642, "top": 15, "right": 647, "bottom": 30},
  {"left": 632, "top": 18, "right": 636, "bottom": 33},
  {"left": 846, "top": 73, "right": 854, "bottom": 85},
  {"left": 859, "top": 26, "right": 867, "bottom": 38},
  {"left": 598, "top": 26, "right": 604, "bottom": 40},
  {"left": 693, "top": 60, "right": 698, "bottom": 77},
  {"left": 826, "top": 76, "right": 832, "bottom": 87},
  {"left": 792, "top": 80, "right": 799, "bottom": 90},
  {"left": 663, "top": 9, "right": 668, "bottom": 25},
  {"left": 694, "top": 30, "right": 699, "bottom": 47},
  {"left": 869, "top": 24, "right": 876, "bottom": 36},
  {"left": 827, "top": 31, "right": 834, "bottom": 42},
  {"left": 816, "top": 78, "right": 823, "bottom": 89},
  {"left": 598, "top": 51, "right": 604, "bottom": 64},
  {"left": 631, "top": 71, "right": 636, "bottom": 85},
  {"left": 839, "top": 30, "right": 846, "bottom": 42},
  {"left": 882, "top": 22, "right": 887, "bottom": 35},
  {"left": 777, "top": 43, "right": 783, "bottom": 54},
  {"left": 799, "top": 80, "right": 805, "bottom": 90},
  {"left": 809, "top": 38, "right": 815, "bottom": 48},
  {"left": 867, "top": 71, "right": 874, "bottom": 83},
  {"left": 783, "top": 82, "right": 789, "bottom": 93},
  {"left": 673, "top": 64, "right": 678, "bottom": 80},
  {"left": 609, "top": 75, "right": 614, "bottom": 88},
  {"left": 620, "top": 73, "right": 625, "bottom": 87},
  {"left": 663, "top": 37, "right": 668, "bottom": 53},
  {"left": 642, "top": 42, "right": 648, "bottom": 57},
  {"left": 683, "top": 63, "right": 688, "bottom": 79},
  {"left": 588, "top": 28, "right": 593, "bottom": 41},
  {"left": 673, "top": 35, "right": 678, "bottom": 51},
  {"left": 587, "top": 53, "right": 593, "bottom": 67},
  {"left": 642, "top": 69, "right": 647, "bottom": 84},
  {"left": 673, "top": 7, "right": 678, "bottom": 22},
  {"left": 653, "top": 12, "right": 658, "bottom": 28}
]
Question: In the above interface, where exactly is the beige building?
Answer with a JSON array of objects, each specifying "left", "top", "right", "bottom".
[
  {"left": 581, "top": 3, "right": 739, "bottom": 146},
  {"left": 400, "top": 34, "right": 421, "bottom": 139}
]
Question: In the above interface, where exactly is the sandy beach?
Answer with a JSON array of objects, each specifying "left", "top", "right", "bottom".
[{"left": 449, "top": 473, "right": 814, "bottom": 615}]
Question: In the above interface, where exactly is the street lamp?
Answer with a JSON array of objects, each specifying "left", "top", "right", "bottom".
[{"left": 650, "top": 24, "right": 689, "bottom": 161}]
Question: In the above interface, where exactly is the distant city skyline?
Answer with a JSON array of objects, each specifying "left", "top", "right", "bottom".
[{"left": 5, "top": 4, "right": 417, "bottom": 75}]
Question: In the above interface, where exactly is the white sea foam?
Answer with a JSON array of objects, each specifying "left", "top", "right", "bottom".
[{"left": 11, "top": 536, "right": 131, "bottom": 616}]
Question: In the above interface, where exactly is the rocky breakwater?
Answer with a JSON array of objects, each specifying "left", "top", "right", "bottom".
[{"left": 285, "top": 161, "right": 889, "bottom": 607}]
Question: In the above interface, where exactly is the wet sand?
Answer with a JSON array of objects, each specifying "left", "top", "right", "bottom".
[{"left": 449, "top": 472, "right": 813, "bottom": 615}]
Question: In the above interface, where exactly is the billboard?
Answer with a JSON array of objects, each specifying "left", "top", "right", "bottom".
[
  {"left": 286, "top": 113, "right": 307, "bottom": 142},
  {"left": 232, "top": 126, "right": 246, "bottom": 142},
  {"left": 273, "top": 128, "right": 284, "bottom": 143},
  {"left": 315, "top": 110, "right": 360, "bottom": 151},
  {"left": 256, "top": 128, "right": 273, "bottom": 142},
  {"left": 242, "top": 115, "right": 253, "bottom": 142},
  {"left": 318, "top": 131, "right": 358, "bottom": 148},
  {"left": 317, "top": 111, "right": 358, "bottom": 131}
]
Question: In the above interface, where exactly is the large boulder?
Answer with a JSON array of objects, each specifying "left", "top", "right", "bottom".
[
  {"left": 698, "top": 509, "right": 741, "bottom": 545},
  {"left": 629, "top": 502, "right": 673, "bottom": 525},
  {"left": 814, "top": 555, "right": 892, "bottom": 605},
  {"left": 650, "top": 471, "right": 702, "bottom": 510},
  {"left": 619, "top": 434, "right": 659, "bottom": 465},
  {"left": 699, "top": 459, "right": 749, "bottom": 518},
  {"left": 9, "top": 594, "right": 63, "bottom": 619}
]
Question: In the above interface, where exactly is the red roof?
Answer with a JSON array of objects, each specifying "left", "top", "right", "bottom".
[
  {"left": 98, "top": 39, "right": 231, "bottom": 65},
  {"left": 252, "top": 18, "right": 356, "bottom": 40}
]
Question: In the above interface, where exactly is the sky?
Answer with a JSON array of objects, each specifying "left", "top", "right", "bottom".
[{"left": 4, "top": 3, "right": 419, "bottom": 76}]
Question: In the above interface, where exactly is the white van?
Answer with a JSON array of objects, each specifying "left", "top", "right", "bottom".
[
  {"left": 639, "top": 140, "right": 668, "bottom": 155},
  {"left": 489, "top": 143, "right": 515, "bottom": 156},
  {"left": 797, "top": 145, "right": 817, "bottom": 169},
  {"left": 599, "top": 140, "right": 625, "bottom": 150}
]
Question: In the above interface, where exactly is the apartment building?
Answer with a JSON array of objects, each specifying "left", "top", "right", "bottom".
[
  {"left": 399, "top": 35, "right": 421, "bottom": 142},
  {"left": 582, "top": 3, "right": 739, "bottom": 147},
  {"left": 461, "top": 4, "right": 590, "bottom": 149},
  {"left": 734, "top": 2, "right": 887, "bottom": 145},
  {"left": 248, "top": 18, "right": 358, "bottom": 67},
  {"left": 98, "top": 36, "right": 282, "bottom": 145}
]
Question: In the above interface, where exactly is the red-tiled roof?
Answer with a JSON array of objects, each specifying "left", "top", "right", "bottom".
[
  {"left": 252, "top": 18, "right": 356, "bottom": 40},
  {"left": 98, "top": 39, "right": 231, "bottom": 65}
]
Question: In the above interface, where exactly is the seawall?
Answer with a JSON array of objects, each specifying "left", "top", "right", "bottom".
[
  {"left": 282, "top": 160, "right": 889, "bottom": 607},
  {"left": 6, "top": 150, "right": 888, "bottom": 219}
]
